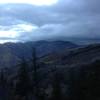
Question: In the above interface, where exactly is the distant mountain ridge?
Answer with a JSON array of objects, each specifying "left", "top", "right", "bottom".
[{"left": 0, "top": 40, "right": 77, "bottom": 68}]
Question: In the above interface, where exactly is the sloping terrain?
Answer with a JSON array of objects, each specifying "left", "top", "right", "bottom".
[{"left": 40, "top": 43, "right": 100, "bottom": 66}]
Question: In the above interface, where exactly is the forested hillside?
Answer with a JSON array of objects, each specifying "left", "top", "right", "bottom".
[{"left": 0, "top": 43, "right": 100, "bottom": 100}]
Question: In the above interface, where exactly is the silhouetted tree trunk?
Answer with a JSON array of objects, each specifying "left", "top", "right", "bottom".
[{"left": 31, "top": 48, "right": 40, "bottom": 99}]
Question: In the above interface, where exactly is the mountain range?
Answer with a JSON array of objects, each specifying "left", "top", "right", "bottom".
[
  {"left": 0, "top": 40, "right": 77, "bottom": 68},
  {"left": 0, "top": 40, "right": 100, "bottom": 71}
]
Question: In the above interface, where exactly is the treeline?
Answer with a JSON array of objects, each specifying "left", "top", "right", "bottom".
[{"left": 0, "top": 49, "right": 100, "bottom": 100}]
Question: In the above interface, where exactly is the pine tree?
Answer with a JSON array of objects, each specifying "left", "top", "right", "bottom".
[
  {"left": 0, "top": 70, "right": 8, "bottom": 100},
  {"left": 51, "top": 72, "right": 62, "bottom": 100},
  {"left": 8, "top": 79, "right": 15, "bottom": 100},
  {"left": 15, "top": 58, "right": 31, "bottom": 99},
  {"left": 31, "top": 47, "right": 46, "bottom": 100}
]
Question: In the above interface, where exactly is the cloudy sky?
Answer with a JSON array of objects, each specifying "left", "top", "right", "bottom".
[{"left": 0, "top": 0, "right": 100, "bottom": 43}]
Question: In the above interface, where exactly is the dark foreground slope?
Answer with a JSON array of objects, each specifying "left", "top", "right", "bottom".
[{"left": 0, "top": 42, "right": 100, "bottom": 100}]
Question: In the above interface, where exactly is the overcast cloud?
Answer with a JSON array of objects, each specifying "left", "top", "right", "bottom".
[{"left": 0, "top": 0, "right": 100, "bottom": 43}]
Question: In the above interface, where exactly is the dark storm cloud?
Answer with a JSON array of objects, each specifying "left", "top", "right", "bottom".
[{"left": 0, "top": 0, "right": 100, "bottom": 42}]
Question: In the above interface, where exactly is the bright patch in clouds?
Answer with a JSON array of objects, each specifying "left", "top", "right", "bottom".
[
  {"left": 14, "top": 24, "right": 38, "bottom": 32},
  {"left": 0, "top": 40, "right": 19, "bottom": 44},
  {"left": 0, "top": 31, "right": 18, "bottom": 38},
  {"left": 0, "top": 23, "right": 38, "bottom": 43},
  {"left": 0, "top": 0, "right": 58, "bottom": 6}
]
